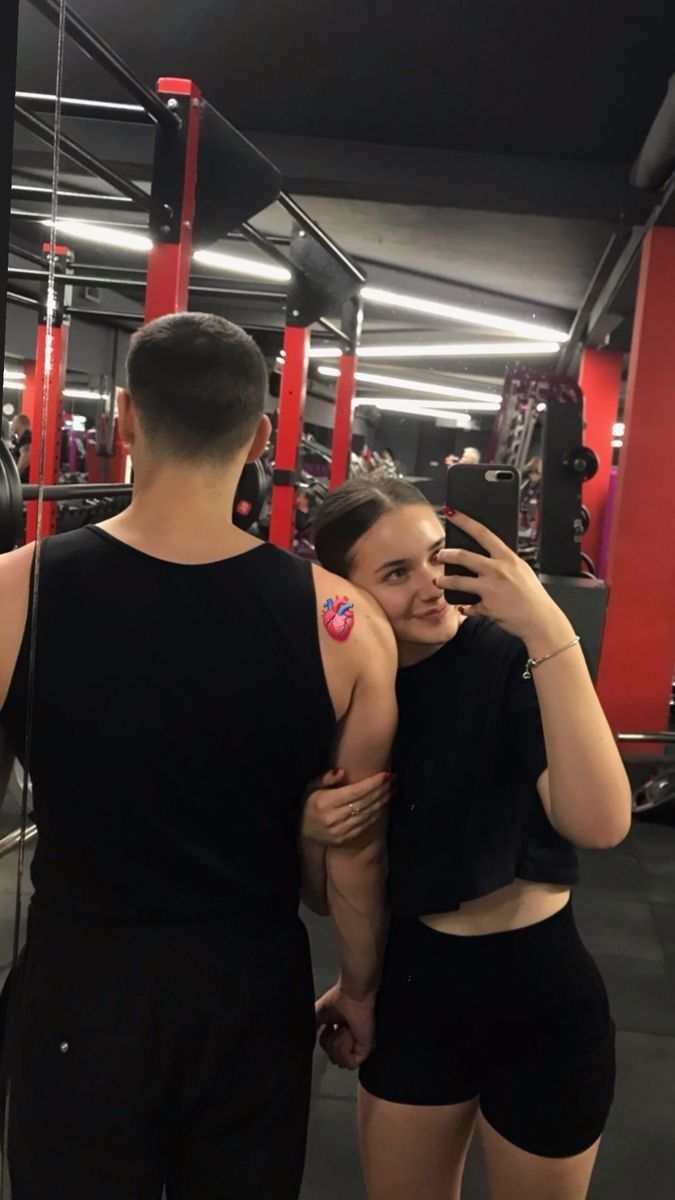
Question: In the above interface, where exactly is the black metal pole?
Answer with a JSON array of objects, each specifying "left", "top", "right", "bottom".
[
  {"left": 239, "top": 222, "right": 295, "bottom": 274},
  {"left": 277, "top": 192, "right": 366, "bottom": 283},
  {"left": 22, "top": 483, "right": 133, "bottom": 501},
  {"left": 15, "top": 92, "right": 151, "bottom": 125},
  {"left": 25, "top": 0, "right": 179, "bottom": 132},
  {"left": 7, "top": 291, "right": 39, "bottom": 308},
  {"left": 317, "top": 316, "right": 351, "bottom": 345},
  {"left": 8, "top": 270, "right": 287, "bottom": 305},
  {"left": 8, "top": 240, "right": 46, "bottom": 266},
  {"left": 14, "top": 106, "right": 151, "bottom": 211}
]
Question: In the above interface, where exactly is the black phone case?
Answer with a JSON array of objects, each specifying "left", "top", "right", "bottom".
[{"left": 444, "top": 464, "right": 520, "bottom": 605}]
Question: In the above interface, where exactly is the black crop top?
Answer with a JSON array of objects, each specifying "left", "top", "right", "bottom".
[{"left": 388, "top": 616, "right": 579, "bottom": 918}]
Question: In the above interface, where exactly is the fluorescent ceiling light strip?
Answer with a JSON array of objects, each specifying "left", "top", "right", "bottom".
[
  {"left": 63, "top": 388, "right": 110, "bottom": 400},
  {"left": 354, "top": 397, "right": 470, "bottom": 418},
  {"left": 354, "top": 395, "right": 495, "bottom": 413},
  {"left": 318, "top": 365, "right": 499, "bottom": 405},
  {"left": 309, "top": 340, "right": 560, "bottom": 360},
  {"left": 17, "top": 185, "right": 133, "bottom": 203},
  {"left": 361, "top": 286, "right": 569, "bottom": 343},
  {"left": 42, "top": 218, "right": 152, "bottom": 252},
  {"left": 2, "top": 380, "right": 24, "bottom": 391},
  {"left": 3, "top": 369, "right": 25, "bottom": 381},
  {"left": 16, "top": 92, "right": 145, "bottom": 113},
  {"left": 193, "top": 248, "right": 290, "bottom": 283}
]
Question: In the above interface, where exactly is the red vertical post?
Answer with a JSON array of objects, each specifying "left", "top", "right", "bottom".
[
  {"left": 596, "top": 227, "right": 675, "bottom": 740},
  {"left": 26, "top": 246, "right": 71, "bottom": 543},
  {"left": 577, "top": 348, "right": 622, "bottom": 573},
  {"left": 21, "top": 360, "right": 36, "bottom": 424},
  {"left": 269, "top": 325, "right": 310, "bottom": 550},
  {"left": 330, "top": 295, "right": 362, "bottom": 490},
  {"left": 144, "top": 78, "right": 201, "bottom": 322}
]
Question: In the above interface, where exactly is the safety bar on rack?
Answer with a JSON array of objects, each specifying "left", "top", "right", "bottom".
[{"left": 15, "top": 92, "right": 152, "bottom": 125}]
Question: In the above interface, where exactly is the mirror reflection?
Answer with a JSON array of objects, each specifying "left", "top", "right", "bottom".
[{"left": 0, "top": 4, "right": 673, "bottom": 1199}]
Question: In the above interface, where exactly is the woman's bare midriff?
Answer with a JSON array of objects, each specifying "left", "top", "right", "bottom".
[{"left": 419, "top": 879, "right": 571, "bottom": 936}]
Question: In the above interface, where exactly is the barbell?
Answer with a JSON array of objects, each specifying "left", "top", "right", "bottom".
[{"left": 0, "top": 438, "right": 268, "bottom": 553}]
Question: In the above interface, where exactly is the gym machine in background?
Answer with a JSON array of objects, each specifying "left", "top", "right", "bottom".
[{"left": 491, "top": 365, "right": 605, "bottom": 678}]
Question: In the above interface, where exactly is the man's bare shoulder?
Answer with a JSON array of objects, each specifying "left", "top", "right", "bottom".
[
  {"left": 0, "top": 543, "right": 34, "bottom": 595},
  {"left": 311, "top": 563, "right": 396, "bottom": 660},
  {"left": 0, "top": 544, "right": 35, "bottom": 707}
]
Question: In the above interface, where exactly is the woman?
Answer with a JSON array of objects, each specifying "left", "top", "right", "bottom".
[{"left": 302, "top": 477, "right": 630, "bottom": 1200}]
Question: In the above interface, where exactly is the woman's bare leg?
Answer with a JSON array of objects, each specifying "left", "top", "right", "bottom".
[{"left": 358, "top": 1084, "right": 479, "bottom": 1200}]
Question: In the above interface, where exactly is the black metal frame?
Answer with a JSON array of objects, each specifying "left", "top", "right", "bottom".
[
  {"left": 14, "top": 105, "right": 151, "bottom": 211},
  {"left": 26, "top": 0, "right": 178, "bottom": 132}
]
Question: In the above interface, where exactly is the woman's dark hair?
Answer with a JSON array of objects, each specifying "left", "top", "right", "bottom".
[{"left": 313, "top": 476, "right": 431, "bottom": 577}]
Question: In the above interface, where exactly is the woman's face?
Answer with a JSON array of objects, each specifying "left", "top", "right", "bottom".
[{"left": 348, "top": 504, "right": 461, "bottom": 660}]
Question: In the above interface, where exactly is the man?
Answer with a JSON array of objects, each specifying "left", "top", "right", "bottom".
[
  {"left": 444, "top": 445, "right": 481, "bottom": 467},
  {"left": 0, "top": 313, "right": 396, "bottom": 1199},
  {"left": 10, "top": 412, "right": 32, "bottom": 482}
]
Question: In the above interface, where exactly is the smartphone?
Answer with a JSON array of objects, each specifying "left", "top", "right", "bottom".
[{"left": 444, "top": 464, "right": 520, "bottom": 605}]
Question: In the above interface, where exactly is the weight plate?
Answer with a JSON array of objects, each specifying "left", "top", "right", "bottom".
[{"left": 0, "top": 439, "right": 24, "bottom": 554}]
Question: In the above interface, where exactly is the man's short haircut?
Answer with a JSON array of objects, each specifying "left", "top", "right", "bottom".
[
  {"left": 126, "top": 312, "right": 268, "bottom": 463},
  {"left": 14, "top": 413, "right": 30, "bottom": 429}
]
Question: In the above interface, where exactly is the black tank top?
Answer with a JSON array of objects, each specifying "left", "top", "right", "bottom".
[
  {"left": 1, "top": 528, "right": 336, "bottom": 921},
  {"left": 389, "top": 616, "right": 579, "bottom": 918}
]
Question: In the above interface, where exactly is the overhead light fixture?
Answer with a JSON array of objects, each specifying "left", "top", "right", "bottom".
[
  {"left": 360, "top": 286, "right": 569, "bottom": 343},
  {"left": 318, "top": 365, "right": 500, "bottom": 406},
  {"left": 193, "top": 248, "right": 290, "bottom": 283},
  {"left": 612, "top": 422, "right": 625, "bottom": 437},
  {"left": 63, "top": 388, "right": 110, "bottom": 401},
  {"left": 611, "top": 439, "right": 623, "bottom": 449},
  {"left": 536, "top": 402, "right": 547, "bottom": 413},
  {"left": 3, "top": 369, "right": 25, "bottom": 381},
  {"left": 353, "top": 397, "right": 473, "bottom": 423},
  {"left": 42, "top": 218, "right": 152, "bottom": 253},
  {"left": 309, "top": 340, "right": 560, "bottom": 360},
  {"left": 3, "top": 403, "right": 16, "bottom": 415},
  {"left": 352, "top": 395, "right": 494, "bottom": 414},
  {"left": 2, "top": 379, "right": 24, "bottom": 391}
]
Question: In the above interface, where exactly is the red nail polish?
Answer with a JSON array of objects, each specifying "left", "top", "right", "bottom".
[{"left": 443, "top": 506, "right": 456, "bottom": 517}]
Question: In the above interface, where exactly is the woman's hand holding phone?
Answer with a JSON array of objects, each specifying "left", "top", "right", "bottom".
[{"left": 437, "top": 510, "right": 573, "bottom": 655}]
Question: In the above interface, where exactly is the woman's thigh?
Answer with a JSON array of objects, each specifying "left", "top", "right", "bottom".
[
  {"left": 478, "top": 1114, "right": 601, "bottom": 1200},
  {"left": 358, "top": 1085, "right": 479, "bottom": 1200}
]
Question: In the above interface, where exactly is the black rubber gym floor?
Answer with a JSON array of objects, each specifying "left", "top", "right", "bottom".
[{"left": 0, "top": 794, "right": 673, "bottom": 1198}]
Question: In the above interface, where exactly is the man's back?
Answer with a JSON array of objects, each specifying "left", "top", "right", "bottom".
[{"left": 1, "top": 527, "right": 340, "bottom": 920}]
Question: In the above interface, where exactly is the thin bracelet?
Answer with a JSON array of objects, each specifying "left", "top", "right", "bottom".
[{"left": 523, "top": 635, "right": 581, "bottom": 679}]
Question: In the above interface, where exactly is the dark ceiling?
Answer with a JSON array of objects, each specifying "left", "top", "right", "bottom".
[
  {"left": 16, "top": 0, "right": 675, "bottom": 163},
  {"left": 7, "top": 0, "right": 675, "bottom": 412}
]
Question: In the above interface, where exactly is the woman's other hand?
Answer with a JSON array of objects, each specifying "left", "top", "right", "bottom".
[
  {"left": 437, "top": 511, "right": 573, "bottom": 653},
  {"left": 302, "top": 769, "right": 395, "bottom": 847}
]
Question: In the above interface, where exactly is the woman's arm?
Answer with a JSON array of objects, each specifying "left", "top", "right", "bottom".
[
  {"left": 438, "top": 512, "right": 631, "bottom": 850},
  {"left": 299, "top": 769, "right": 394, "bottom": 915},
  {"left": 525, "top": 609, "right": 631, "bottom": 848}
]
